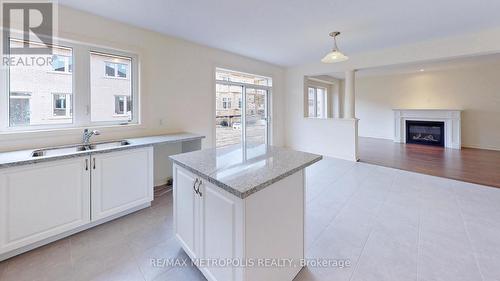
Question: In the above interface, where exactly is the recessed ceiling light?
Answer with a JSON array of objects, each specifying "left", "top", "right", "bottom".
[
  {"left": 419, "top": 69, "right": 425, "bottom": 72},
  {"left": 321, "top": 32, "right": 348, "bottom": 63}
]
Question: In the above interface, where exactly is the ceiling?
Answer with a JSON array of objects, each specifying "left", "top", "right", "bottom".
[
  {"left": 319, "top": 53, "right": 500, "bottom": 79},
  {"left": 358, "top": 53, "right": 500, "bottom": 77},
  {"left": 58, "top": 0, "right": 500, "bottom": 66}
]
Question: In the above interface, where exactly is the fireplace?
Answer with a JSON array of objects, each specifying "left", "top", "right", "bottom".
[{"left": 405, "top": 120, "right": 445, "bottom": 147}]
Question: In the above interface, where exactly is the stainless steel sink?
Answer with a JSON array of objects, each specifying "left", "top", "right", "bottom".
[
  {"left": 89, "top": 140, "right": 130, "bottom": 150},
  {"left": 31, "top": 140, "right": 130, "bottom": 157}
]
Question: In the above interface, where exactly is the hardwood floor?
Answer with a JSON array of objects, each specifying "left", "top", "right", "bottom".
[{"left": 359, "top": 137, "right": 500, "bottom": 188}]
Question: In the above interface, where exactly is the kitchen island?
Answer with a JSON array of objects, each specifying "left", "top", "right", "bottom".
[{"left": 170, "top": 144, "right": 322, "bottom": 281}]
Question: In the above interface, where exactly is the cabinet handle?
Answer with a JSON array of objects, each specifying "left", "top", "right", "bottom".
[
  {"left": 93, "top": 158, "right": 96, "bottom": 170},
  {"left": 85, "top": 159, "right": 89, "bottom": 171},
  {"left": 196, "top": 180, "right": 202, "bottom": 197},
  {"left": 193, "top": 178, "right": 199, "bottom": 195}
]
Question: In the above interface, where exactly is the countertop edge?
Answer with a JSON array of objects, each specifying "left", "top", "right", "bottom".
[
  {"left": 171, "top": 155, "right": 323, "bottom": 199},
  {"left": 241, "top": 155, "right": 323, "bottom": 198},
  {"left": 0, "top": 133, "right": 205, "bottom": 169},
  {"left": 171, "top": 159, "right": 245, "bottom": 198}
]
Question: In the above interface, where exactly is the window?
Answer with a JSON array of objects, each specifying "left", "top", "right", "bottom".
[
  {"left": 2, "top": 38, "right": 138, "bottom": 131},
  {"left": 216, "top": 68, "right": 272, "bottom": 87},
  {"left": 307, "top": 88, "right": 315, "bottom": 117},
  {"left": 9, "top": 92, "right": 31, "bottom": 126},
  {"left": 7, "top": 39, "right": 73, "bottom": 127},
  {"left": 117, "top": 64, "right": 127, "bottom": 78},
  {"left": 90, "top": 52, "right": 134, "bottom": 123},
  {"left": 52, "top": 93, "right": 72, "bottom": 117},
  {"left": 114, "top": 95, "right": 131, "bottom": 115},
  {"left": 105, "top": 62, "right": 115, "bottom": 77},
  {"left": 51, "top": 55, "right": 72, "bottom": 73},
  {"left": 215, "top": 68, "right": 272, "bottom": 148},
  {"left": 105, "top": 62, "right": 128, "bottom": 78},
  {"left": 307, "top": 86, "right": 327, "bottom": 118},
  {"left": 222, "top": 98, "right": 231, "bottom": 109}
]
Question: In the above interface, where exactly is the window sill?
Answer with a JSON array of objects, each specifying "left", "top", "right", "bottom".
[
  {"left": 0, "top": 122, "right": 142, "bottom": 136},
  {"left": 49, "top": 116, "right": 72, "bottom": 120},
  {"left": 46, "top": 71, "right": 72, "bottom": 75},
  {"left": 104, "top": 75, "right": 129, "bottom": 80}
]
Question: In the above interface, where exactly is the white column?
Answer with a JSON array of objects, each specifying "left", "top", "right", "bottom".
[{"left": 344, "top": 70, "right": 356, "bottom": 119}]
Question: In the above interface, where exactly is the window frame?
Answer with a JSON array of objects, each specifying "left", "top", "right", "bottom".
[
  {"left": 8, "top": 92, "right": 32, "bottom": 127},
  {"left": 113, "top": 95, "right": 131, "bottom": 116},
  {"left": 50, "top": 54, "right": 72, "bottom": 74},
  {"left": 90, "top": 50, "right": 137, "bottom": 125},
  {"left": 307, "top": 86, "right": 328, "bottom": 118},
  {"left": 215, "top": 67, "right": 273, "bottom": 147},
  {"left": 0, "top": 35, "right": 140, "bottom": 132},
  {"left": 104, "top": 61, "right": 128, "bottom": 79},
  {"left": 51, "top": 93, "right": 72, "bottom": 118}
]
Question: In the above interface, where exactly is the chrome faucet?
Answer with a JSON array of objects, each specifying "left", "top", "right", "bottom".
[{"left": 83, "top": 129, "right": 100, "bottom": 145}]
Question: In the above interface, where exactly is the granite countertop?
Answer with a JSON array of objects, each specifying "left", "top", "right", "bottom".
[
  {"left": 170, "top": 144, "right": 322, "bottom": 199},
  {"left": 0, "top": 133, "right": 205, "bottom": 169}
]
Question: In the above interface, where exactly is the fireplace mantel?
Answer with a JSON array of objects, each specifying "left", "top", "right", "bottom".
[{"left": 393, "top": 109, "right": 462, "bottom": 149}]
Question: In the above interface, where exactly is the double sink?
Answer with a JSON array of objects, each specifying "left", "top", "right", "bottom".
[{"left": 31, "top": 140, "right": 131, "bottom": 157}]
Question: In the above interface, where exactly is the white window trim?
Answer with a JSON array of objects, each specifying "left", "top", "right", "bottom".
[{"left": 0, "top": 35, "right": 140, "bottom": 133}]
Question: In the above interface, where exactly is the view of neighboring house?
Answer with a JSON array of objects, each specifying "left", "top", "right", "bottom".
[
  {"left": 9, "top": 41, "right": 73, "bottom": 126},
  {"left": 8, "top": 39, "right": 132, "bottom": 127},
  {"left": 90, "top": 52, "right": 132, "bottom": 123},
  {"left": 215, "top": 69, "right": 270, "bottom": 147},
  {"left": 215, "top": 83, "right": 242, "bottom": 127}
]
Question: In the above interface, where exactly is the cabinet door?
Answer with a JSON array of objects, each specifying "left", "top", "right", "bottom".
[
  {"left": 0, "top": 157, "right": 91, "bottom": 254},
  {"left": 173, "top": 165, "right": 199, "bottom": 259},
  {"left": 91, "top": 147, "right": 153, "bottom": 221},
  {"left": 200, "top": 181, "right": 244, "bottom": 281}
]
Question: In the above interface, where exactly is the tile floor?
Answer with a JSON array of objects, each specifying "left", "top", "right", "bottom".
[{"left": 1, "top": 157, "right": 500, "bottom": 281}]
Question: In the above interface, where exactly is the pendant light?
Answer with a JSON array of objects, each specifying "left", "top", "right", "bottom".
[{"left": 321, "top": 31, "right": 348, "bottom": 63}]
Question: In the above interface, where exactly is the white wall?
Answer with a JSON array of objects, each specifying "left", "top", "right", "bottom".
[
  {"left": 356, "top": 63, "right": 500, "bottom": 150},
  {"left": 285, "top": 68, "right": 358, "bottom": 161}
]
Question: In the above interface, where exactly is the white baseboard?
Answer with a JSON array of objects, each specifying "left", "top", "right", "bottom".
[
  {"left": 154, "top": 178, "right": 168, "bottom": 187},
  {"left": 462, "top": 144, "right": 500, "bottom": 151}
]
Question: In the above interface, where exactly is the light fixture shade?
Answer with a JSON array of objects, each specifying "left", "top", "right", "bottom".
[
  {"left": 322, "top": 31, "right": 348, "bottom": 63},
  {"left": 321, "top": 50, "right": 349, "bottom": 63}
]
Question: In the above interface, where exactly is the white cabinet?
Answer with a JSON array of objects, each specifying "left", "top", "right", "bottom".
[
  {"left": 173, "top": 165, "right": 199, "bottom": 258},
  {"left": 91, "top": 147, "right": 153, "bottom": 221},
  {"left": 0, "top": 157, "right": 91, "bottom": 254},
  {"left": 173, "top": 164, "right": 244, "bottom": 281},
  {"left": 0, "top": 146, "right": 154, "bottom": 259},
  {"left": 200, "top": 180, "right": 244, "bottom": 281},
  {"left": 173, "top": 164, "right": 305, "bottom": 281}
]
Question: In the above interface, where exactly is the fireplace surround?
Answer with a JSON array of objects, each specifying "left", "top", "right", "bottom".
[{"left": 393, "top": 109, "right": 461, "bottom": 149}]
